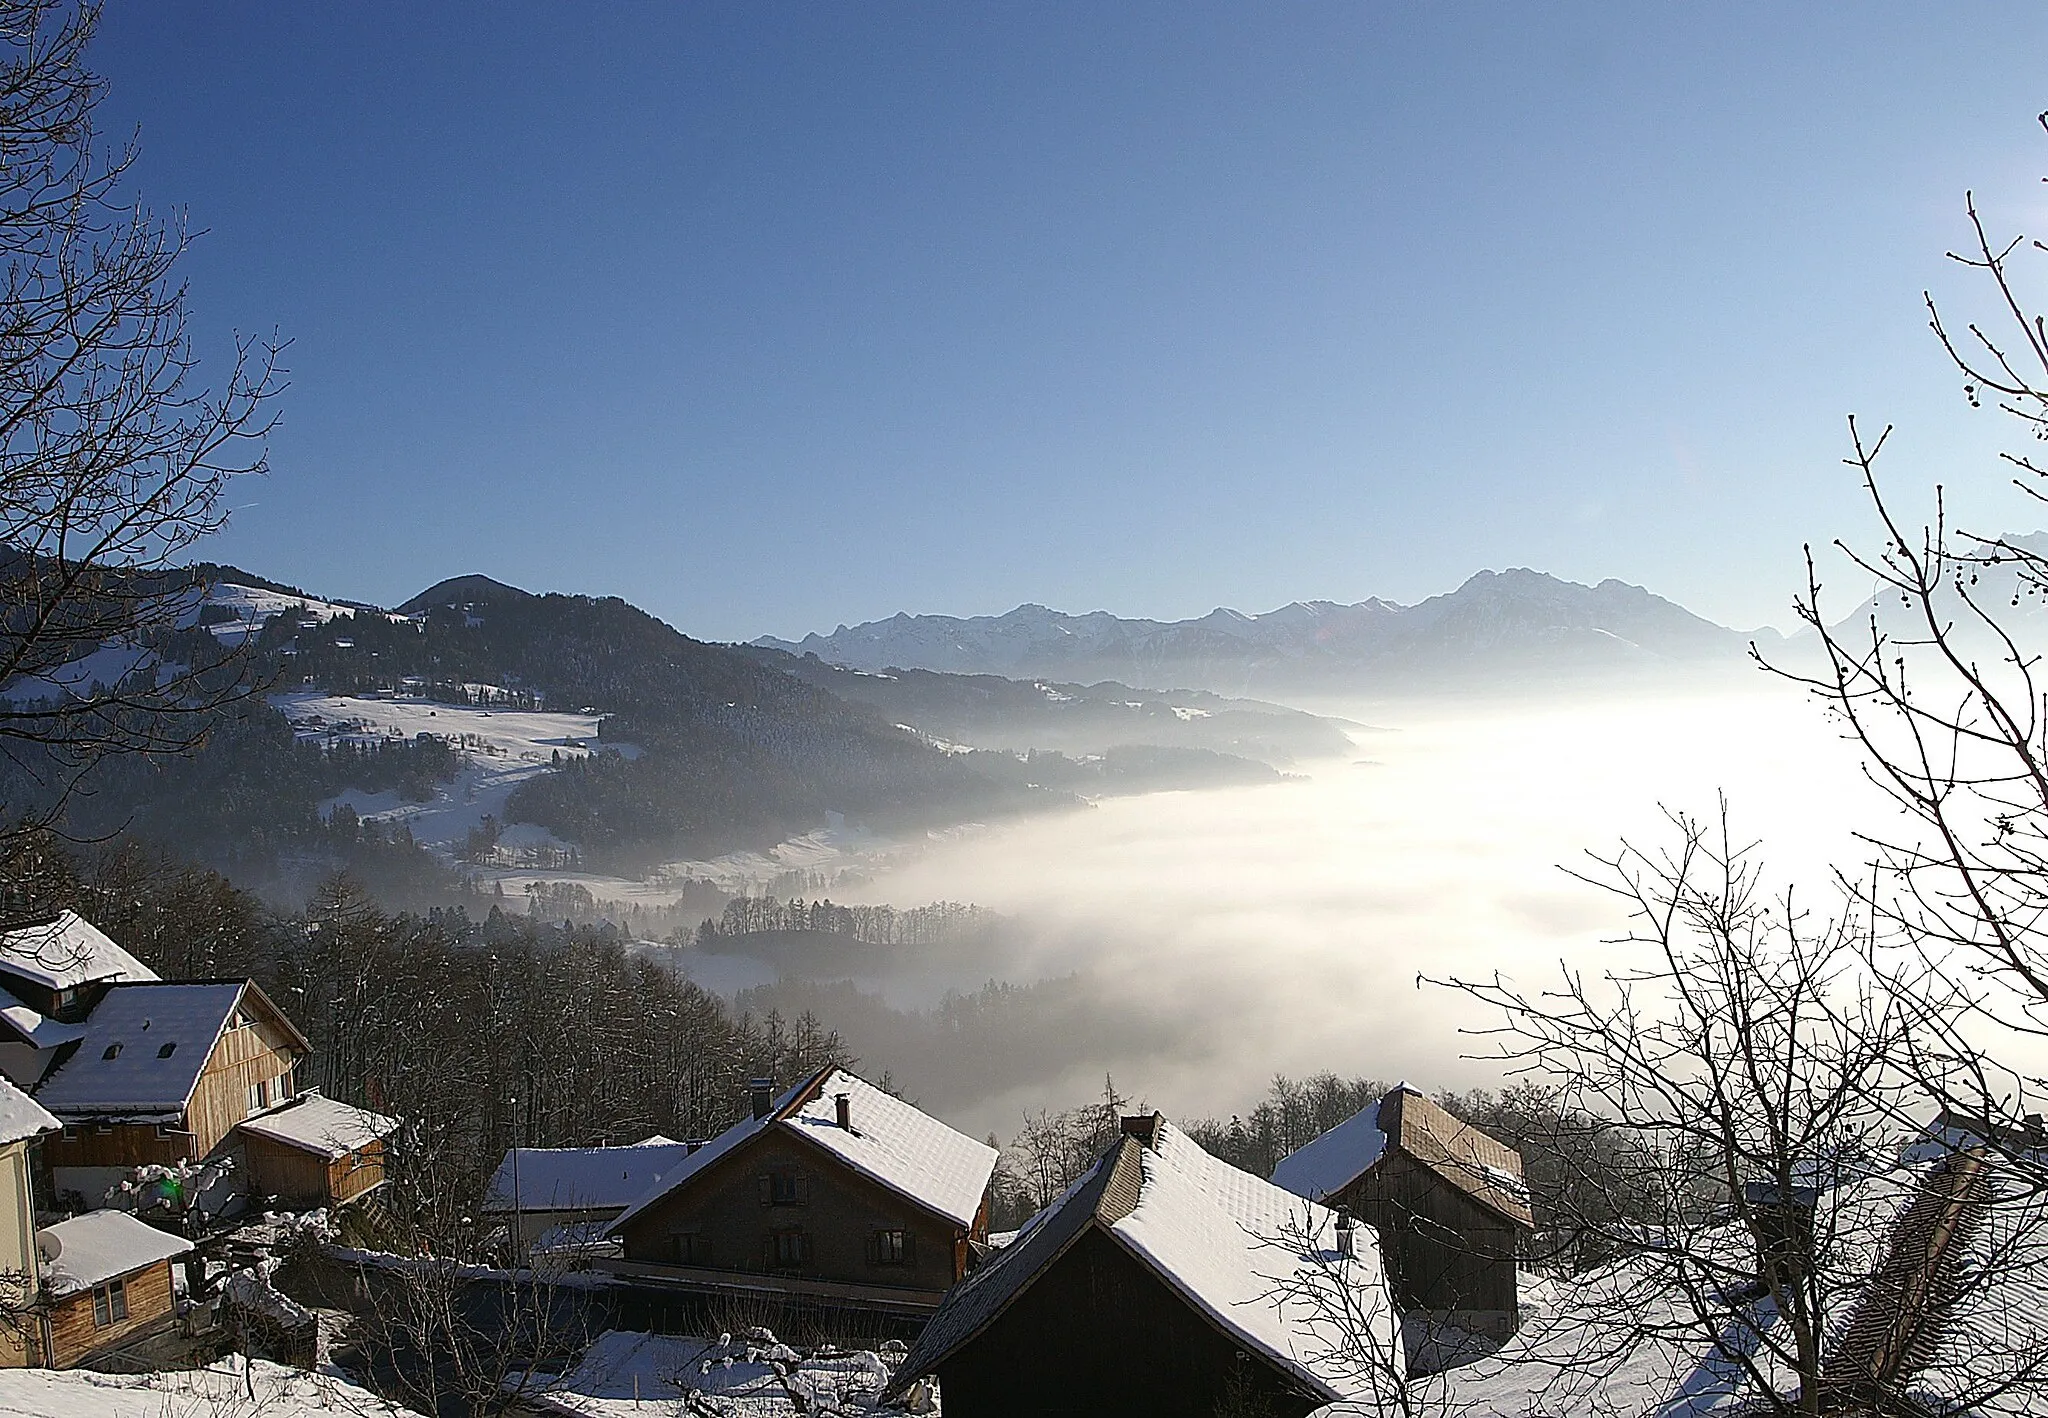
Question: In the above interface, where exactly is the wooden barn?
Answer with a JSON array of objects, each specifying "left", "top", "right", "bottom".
[
  {"left": 31, "top": 978, "right": 310, "bottom": 1220},
  {"left": 237, "top": 1091, "right": 399, "bottom": 1209},
  {"left": 889, "top": 1114, "right": 1403, "bottom": 1418},
  {"left": 33, "top": 1209, "right": 191, "bottom": 1368},
  {"left": 605, "top": 1068, "right": 995, "bottom": 1309},
  {"left": 1273, "top": 1084, "right": 1533, "bottom": 1342}
]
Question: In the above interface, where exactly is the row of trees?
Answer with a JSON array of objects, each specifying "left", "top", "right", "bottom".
[{"left": 692, "top": 895, "right": 1002, "bottom": 947}]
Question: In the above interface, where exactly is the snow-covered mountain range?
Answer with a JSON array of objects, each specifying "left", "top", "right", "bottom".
[{"left": 754, "top": 569, "right": 1785, "bottom": 694}]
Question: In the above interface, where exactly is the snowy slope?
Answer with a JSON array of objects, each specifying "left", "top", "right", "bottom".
[{"left": 274, "top": 691, "right": 626, "bottom": 853}]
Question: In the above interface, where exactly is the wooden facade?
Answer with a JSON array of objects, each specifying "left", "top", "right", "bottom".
[
  {"left": 39, "top": 983, "right": 305, "bottom": 1173},
  {"left": 184, "top": 1003, "right": 303, "bottom": 1159},
  {"left": 1314, "top": 1088, "right": 1532, "bottom": 1334},
  {"left": 934, "top": 1225, "right": 1324, "bottom": 1418},
  {"left": 42, "top": 1258, "right": 175, "bottom": 1369},
  {"left": 1330, "top": 1145, "right": 1523, "bottom": 1316},
  {"left": 615, "top": 1129, "right": 979, "bottom": 1297},
  {"left": 242, "top": 1132, "right": 385, "bottom": 1208}
]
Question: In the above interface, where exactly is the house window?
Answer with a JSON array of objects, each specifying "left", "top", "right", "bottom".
[
  {"left": 769, "top": 1229, "right": 808, "bottom": 1269},
  {"left": 100, "top": 1043, "right": 120, "bottom": 1061},
  {"left": 670, "top": 1232, "right": 709, "bottom": 1266},
  {"left": 91, "top": 1277, "right": 128, "bottom": 1327},
  {"left": 246, "top": 1078, "right": 269, "bottom": 1115},
  {"left": 870, "top": 1229, "right": 911, "bottom": 1265},
  {"left": 156, "top": 1042, "right": 176, "bottom": 1059},
  {"left": 766, "top": 1168, "right": 801, "bottom": 1206}
]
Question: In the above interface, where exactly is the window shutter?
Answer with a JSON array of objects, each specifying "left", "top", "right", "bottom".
[
  {"left": 801, "top": 1231, "right": 813, "bottom": 1263},
  {"left": 762, "top": 1234, "right": 776, "bottom": 1267},
  {"left": 758, "top": 1174, "right": 772, "bottom": 1206},
  {"left": 902, "top": 1230, "right": 916, "bottom": 1266},
  {"left": 795, "top": 1170, "right": 810, "bottom": 1205},
  {"left": 864, "top": 1231, "right": 878, "bottom": 1265}
]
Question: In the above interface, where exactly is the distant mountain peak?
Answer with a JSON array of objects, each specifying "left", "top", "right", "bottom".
[
  {"left": 398, "top": 575, "right": 534, "bottom": 616},
  {"left": 751, "top": 571, "right": 1757, "bottom": 693}
]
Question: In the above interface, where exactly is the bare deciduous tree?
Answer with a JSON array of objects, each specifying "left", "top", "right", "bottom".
[
  {"left": 1435, "top": 805, "right": 1959, "bottom": 1415},
  {"left": 0, "top": 0, "right": 283, "bottom": 843}
]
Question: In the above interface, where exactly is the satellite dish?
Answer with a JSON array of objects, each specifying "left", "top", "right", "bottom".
[{"left": 34, "top": 1229, "right": 58, "bottom": 1263}]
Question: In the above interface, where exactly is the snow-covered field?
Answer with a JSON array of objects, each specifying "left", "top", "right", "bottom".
[
  {"left": 278, "top": 692, "right": 612, "bottom": 855},
  {"left": 200, "top": 582, "right": 375, "bottom": 647},
  {"left": 0, "top": 1359, "right": 405, "bottom": 1417}
]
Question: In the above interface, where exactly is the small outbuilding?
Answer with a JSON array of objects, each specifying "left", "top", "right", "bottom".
[
  {"left": 1274, "top": 1085, "right": 1532, "bottom": 1342},
  {"left": 890, "top": 1114, "right": 1404, "bottom": 1418},
  {"left": 34, "top": 1209, "right": 191, "bottom": 1368},
  {"left": 484, "top": 1135, "right": 697, "bottom": 1260},
  {"left": 237, "top": 1092, "right": 398, "bottom": 1209}
]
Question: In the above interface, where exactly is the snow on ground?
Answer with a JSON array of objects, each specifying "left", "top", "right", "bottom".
[
  {"left": 0, "top": 1359, "right": 407, "bottom": 1417},
  {"left": 532, "top": 1329, "right": 914, "bottom": 1417},
  {"left": 0, "top": 641, "right": 162, "bottom": 704},
  {"left": 200, "top": 582, "right": 374, "bottom": 646},
  {"left": 277, "top": 692, "right": 610, "bottom": 853}
]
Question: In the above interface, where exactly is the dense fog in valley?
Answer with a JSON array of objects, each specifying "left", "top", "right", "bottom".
[{"left": 721, "top": 676, "right": 1886, "bottom": 1137}]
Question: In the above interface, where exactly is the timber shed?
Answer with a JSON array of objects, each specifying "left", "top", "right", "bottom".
[
  {"left": 237, "top": 1091, "right": 398, "bottom": 1209},
  {"left": 1274, "top": 1085, "right": 1532, "bottom": 1340},
  {"left": 890, "top": 1115, "right": 1404, "bottom": 1418},
  {"left": 35, "top": 1209, "right": 191, "bottom": 1368}
]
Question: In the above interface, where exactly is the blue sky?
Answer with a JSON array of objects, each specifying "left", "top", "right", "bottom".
[{"left": 91, "top": 3, "right": 2048, "bottom": 640}]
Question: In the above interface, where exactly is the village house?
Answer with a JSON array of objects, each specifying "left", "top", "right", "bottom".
[
  {"left": 604, "top": 1067, "right": 995, "bottom": 1311},
  {"left": 0, "top": 1080, "right": 58, "bottom": 1366},
  {"left": 890, "top": 1113, "right": 1403, "bottom": 1417},
  {"left": 485, "top": 1135, "right": 697, "bottom": 1261},
  {"left": 1274, "top": 1084, "right": 1532, "bottom": 1345},
  {"left": 32, "top": 1208, "right": 191, "bottom": 1369},
  {"left": 0, "top": 912, "right": 390, "bottom": 1220}
]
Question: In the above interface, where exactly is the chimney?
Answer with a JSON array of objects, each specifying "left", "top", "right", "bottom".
[
  {"left": 749, "top": 1077, "right": 775, "bottom": 1121},
  {"left": 1120, "top": 1112, "right": 1163, "bottom": 1149},
  {"left": 1334, "top": 1208, "right": 1356, "bottom": 1259},
  {"left": 835, "top": 1093, "right": 852, "bottom": 1131}
]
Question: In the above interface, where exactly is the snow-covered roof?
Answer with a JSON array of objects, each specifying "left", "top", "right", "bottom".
[
  {"left": 0, "top": 1076, "right": 57, "bottom": 1148},
  {"left": 1273, "top": 1098, "right": 1387, "bottom": 1201},
  {"left": 32, "top": 982, "right": 247, "bottom": 1115},
  {"left": 1275, "top": 1086, "right": 1533, "bottom": 1229},
  {"left": 486, "top": 1141, "right": 699, "bottom": 1214},
  {"left": 38, "top": 1210, "right": 191, "bottom": 1295},
  {"left": 0, "top": 984, "right": 84, "bottom": 1053},
  {"left": 238, "top": 1093, "right": 397, "bottom": 1159},
  {"left": 0, "top": 911, "right": 157, "bottom": 992},
  {"left": 895, "top": 1118, "right": 1404, "bottom": 1404},
  {"left": 609, "top": 1068, "right": 997, "bottom": 1234}
]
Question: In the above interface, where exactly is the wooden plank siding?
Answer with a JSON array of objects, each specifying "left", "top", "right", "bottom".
[
  {"left": 186, "top": 1015, "right": 301, "bottom": 1159},
  {"left": 41, "top": 1123, "right": 188, "bottom": 1172},
  {"left": 616, "top": 1131, "right": 976, "bottom": 1297},
  {"left": 43, "top": 1259, "right": 174, "bottom": 1369},
  {"left": 245, "top": 1133, "right": 386, "bottom": 1208},
  {"left": 1332, "top": 1148, "right": 1521, "bottom": 1315}
]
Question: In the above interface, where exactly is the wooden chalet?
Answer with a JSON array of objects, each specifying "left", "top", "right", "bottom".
[
  {"left": 33, "top": 1209, "right": 191, "bottom": 1368},
  {"left": 31, "top": 979, "right": 309, "bottom": 1217},
  {"left": 0, "top": 912, "right": 391, "bottom": 1219},
  {"left": 238, "top": 1092, "right": 399, "bottom": 1209},
  {"left": 485, "top": 1135, "right": 697, "bottom": 1260},
  {"left": 605, "top": 1068, "right": 996, "bottom": 1310},
  {"left": 1273, "top": 1085, "right": 1533, "bottom": 1341},
  {"left": 890, "top": 1114, "right": 1403, "bottom": 1417}
]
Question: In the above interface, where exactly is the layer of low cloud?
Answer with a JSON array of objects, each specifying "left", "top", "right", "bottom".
[{"left": 833, "top": 681, "right": 1882, "bottom": 1137}]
